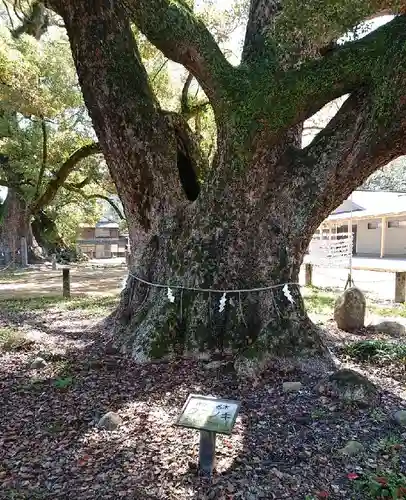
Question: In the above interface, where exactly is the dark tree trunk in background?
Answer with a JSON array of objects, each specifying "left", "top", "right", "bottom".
[
  {"left": 0, "top": 189, "right": 42, "bottom": 265},
  {"left": 46, "top": 0, "right": 406, "bottom": 371},
  {"left": 32, "top": 211, "right": 66, "bottom": 255}
]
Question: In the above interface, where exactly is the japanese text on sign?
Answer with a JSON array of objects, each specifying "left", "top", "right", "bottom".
[{"left": 175, "top": 394, "right": 240, "bottom": 434}]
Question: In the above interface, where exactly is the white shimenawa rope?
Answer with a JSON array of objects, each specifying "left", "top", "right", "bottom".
[{"left": 127, "top": 271, "right": 300, "bottom": 294}]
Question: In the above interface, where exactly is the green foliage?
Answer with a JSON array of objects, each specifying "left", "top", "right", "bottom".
[
  {"left": 0, "top": 20, "right": 93, "bottom": 178},
  {"left": 0, "top": 6, "right": 118, "bottom": 248},
  {"left": 342, "top": 340, "right": 406, "bottom": 364},
  {"left": 363, "top": 156, "right": 406, "bottom": 192},
  {"left": 303, "top": 288, "right": 336, "bottom": 315},
  {"left": 48, "top": 195, "right": 102, "bottom": 246},
  {"left": 0, "top": 24, "right": 80, "bottom": 116},
  {"left": 353, "top": 470, "right": 406, "bottom": 499},
  {"left": 0, "top": 327, "right": 31, "bottom": 351},
  {"left": 53, "top": 376, "right": 73, "bottom": 390}
]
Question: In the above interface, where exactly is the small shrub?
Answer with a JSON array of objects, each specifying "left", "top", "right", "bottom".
[
  {"left": 341, "top": 340, "right": 406, "bottom": 365},
  {"left": 353, "top": 470, "right": 406, "bottom": 498},
  {"left": 0, "top": 327, "right": 33, "bottom": 351},
  {"left": 53, "top": 376, "right": 73, "bottom": 390}
]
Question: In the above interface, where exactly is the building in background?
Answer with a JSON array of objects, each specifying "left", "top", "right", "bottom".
[
  {"left": 76, "top": 219, "right": 128, "bottom": 259},
  {"left": 315, "top": 191, "right": 406, "bottom": 257}
]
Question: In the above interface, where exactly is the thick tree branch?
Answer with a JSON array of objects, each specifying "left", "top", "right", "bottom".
[
  {"left": 122, "top": 0, "right": 233, "bottom": 103},
  {"left": 252, "top": 15, "right": 406, "bottom": 144},
  {"left": 64, "top": 176, "right": 91, "bottom": 190},
  {"left": 46, "top": 0, "right": 194, "bottom": 242},
  {"left": 242, "top": 0, "right": 281, "bottom": 65},
  {"left": 30, "top": 142, "right": 101, "bottom": 214},
  {"left": 242, "top": 0, "right": 406, "bottom": 67},
  {"left": 290, "top": 84, "right": 406, "bottom": 234}
]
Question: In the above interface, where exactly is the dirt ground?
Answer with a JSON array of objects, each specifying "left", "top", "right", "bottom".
[
  {"left": 0, "top": 265, "right": 127, "bottom": 299},
  {"left": 1, "top": 265, "right": 406, "bottom": 499},
  {"left": 0, "top": 258, "right": 402, "bottom": 302}
]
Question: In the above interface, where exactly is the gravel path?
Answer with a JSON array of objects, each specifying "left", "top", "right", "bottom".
[{"left": 0, "top": 303, "right": 405, "bottom": 499}]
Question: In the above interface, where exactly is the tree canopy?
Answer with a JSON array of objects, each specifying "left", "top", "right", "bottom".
[{"left": 0, "top": 15, "right": 105, "bottom": 246}]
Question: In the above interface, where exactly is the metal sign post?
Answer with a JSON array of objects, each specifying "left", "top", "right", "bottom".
[
  {"left": 175, "top": 394, "right": 241, "bottom": 476},
  {"left": 199, "top": 430, "right": 217, "bottom": 475}
]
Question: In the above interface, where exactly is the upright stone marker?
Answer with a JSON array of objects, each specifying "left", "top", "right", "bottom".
[
  {"left": 20, "top": 237, "right": 28, "bottom": 267},
  {"left": 395, "top": 272, "right": 406, "bottom": 303},
  {"left": 62, "top": 267, "right": 71, "bottom": 298},
  {"left": 305, "top": 263, "right": 313, "bottom": 286},
  {"left": 52, "top": 254, "right": 57, "bottom": 270},
  {"left": 175, "top": 394, "right": 241, "bottom": 476}
]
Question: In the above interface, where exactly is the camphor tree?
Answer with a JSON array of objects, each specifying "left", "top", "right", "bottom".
[
  {"left": 21, "top": 0, "right": 406, "bottom": 368},
  {"left": 0, "top": 16, "right": 104, "bottom": 261}
]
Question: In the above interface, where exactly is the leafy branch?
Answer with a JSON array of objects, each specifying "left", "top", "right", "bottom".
[
  {"left": 63, "top": 181, "right": 125, "bottom": 220},
  {"left": 30, "top": 142, "right": 102, "bottom": 214},
  {"left": 123, "top": 0, "right": 233, "bottom": 103}
]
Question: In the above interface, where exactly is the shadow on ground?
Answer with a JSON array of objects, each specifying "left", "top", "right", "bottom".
[
  {"left": 0, "top": 267, "right": 127, "bottom": 299},
  {"left": 1, "top": 304, "right": 406, "bottom": 500}
]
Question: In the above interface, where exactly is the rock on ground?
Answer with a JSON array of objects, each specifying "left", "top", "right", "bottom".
[
  {"left": 394, "top": 410, "right": 406, "bottom": 427},
  {"left": 316, "top": 369, "right": 380, "bottom": 407},
  {"left": 339, "top": 440, "right": 364, "bottom": 456},
  {"left": 97, "top": 411, "right": 122, "bottom": 431},
  {"left": 283, "top": 382, "right": 302, "bottom": 393},
  {"left": 30, "top": 357, "right": 47, "bottom": 369},
  {"left": 334, "top": 287, "right": 366, "bottom": 332},
  {"left": 367, "top": 321, "right": 406, "bottom": 337}
]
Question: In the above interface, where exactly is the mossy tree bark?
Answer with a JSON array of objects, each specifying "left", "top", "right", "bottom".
[{"left": 45, "top": 1, "right": 406, "bottom": 365}]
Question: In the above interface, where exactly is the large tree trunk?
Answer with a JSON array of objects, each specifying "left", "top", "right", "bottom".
[
  {"left": 115, "top": 126, "right": 330, "bottom": 368},
  {"left": 53, "top": 1, "right": 327, "bottom": 368},
  {"left": 48, "top": 0, "right": 406, "bottom": 371}
]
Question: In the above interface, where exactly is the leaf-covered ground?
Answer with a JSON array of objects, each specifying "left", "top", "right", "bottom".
[{"left": 0, "top": 281, "right": 406, "bottom": 499}]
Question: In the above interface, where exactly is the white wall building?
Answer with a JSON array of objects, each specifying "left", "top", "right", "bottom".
[{"left": 316, "top": 191, "right": 406, "bottom": 257}]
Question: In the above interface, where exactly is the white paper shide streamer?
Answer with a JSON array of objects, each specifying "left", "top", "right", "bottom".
[
  {"left": 127, "top": 271, "right": 300, "bottom": 318},
  {"left": 167, "top": 287, "right": 175, "bottom": 303},
  {"left": 219, "top": 292, "right": 227, "bottom": 313},
  {"left": 283, "top": 284, "right": 295, "bottom": 304}
]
